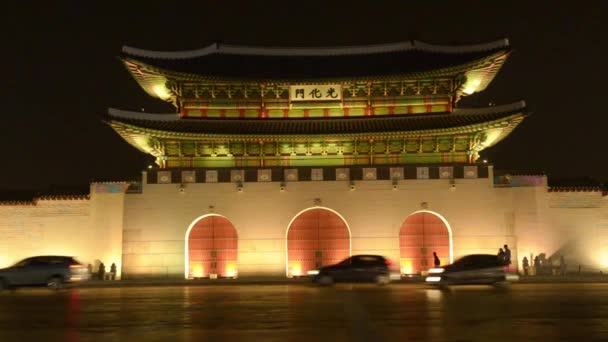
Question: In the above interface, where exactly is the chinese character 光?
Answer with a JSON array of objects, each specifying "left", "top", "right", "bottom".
[
  {"left": 309, "top": 88, "right": 322, "bottom": 98},
  {"left": 326, "top": 87, "right": 339, "bottom": 98},
  {"left": 294, "top": 88, "right": 305, "bottom": 99}
]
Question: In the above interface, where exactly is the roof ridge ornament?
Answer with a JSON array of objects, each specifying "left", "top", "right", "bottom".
[{"left": 121, "top": 39, "right": 510, "bottom": 60}]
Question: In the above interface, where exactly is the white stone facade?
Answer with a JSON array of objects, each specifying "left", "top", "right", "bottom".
[{"left": 1, "top": 169, "right": 607, "bottom": 279}]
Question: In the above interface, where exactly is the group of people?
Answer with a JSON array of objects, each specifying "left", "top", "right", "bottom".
[
  {"left": 521, "top": 253, "right": 566, "bottom": 276},
  {"left": 497, "top": 244, "right": 512, "bottom": 266},
  {"left": 86, "top": 262, "right": 117, "bottom": 280}
]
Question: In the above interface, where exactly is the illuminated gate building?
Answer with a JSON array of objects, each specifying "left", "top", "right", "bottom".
[{"left": 2, "top": 39, "right": 607, "bottom": 278}]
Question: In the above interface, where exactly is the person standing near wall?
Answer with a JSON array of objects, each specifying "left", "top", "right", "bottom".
[
  {"left": 503, "top": 245, "right": 512, "bottom": 268},
  {"left": 98, "top": 262, "right": 106, "bottom": 281},
  {"left": 533, "top": 255, "right": 541, "bottom": 276},
  {"left": 110, "top": 263, "right": 117, "bottom": 280},
  {"left": 522, "top": 256, "right": 529, "bottom": 276},
  {"left": 433, "top": 252, "right": 441, "bottom": 268},
  {"left": 497, "top": 248, "right": 505, "bottom": 265}
]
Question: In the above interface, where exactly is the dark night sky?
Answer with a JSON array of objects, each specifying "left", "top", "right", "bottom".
[{"left": 2, "top": 1, "right": 607, "bottom": 194}]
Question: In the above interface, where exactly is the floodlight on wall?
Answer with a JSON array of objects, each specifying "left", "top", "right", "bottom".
[
  {"left": 236, "top": 181, "right": 244, "bottom": 192},
  {"left": 449, "top": 178, "right": 456, "bottom": 191},
  {"left": 178, "top": 183, "right": 186, "bottom": 194},
  {"left": 279, "top": 182, "right": 286, "bottom": 192},
  {"left": 392, "top": 179, "right": 399, "bottom": 190}
]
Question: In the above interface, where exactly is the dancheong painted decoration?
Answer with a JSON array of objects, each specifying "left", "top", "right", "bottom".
[
  {"left": 103, "top": 38, "right": 529, "bottom": 278},
  {"left": 106, "top": 39, "right": 527, "bottom": 169}
]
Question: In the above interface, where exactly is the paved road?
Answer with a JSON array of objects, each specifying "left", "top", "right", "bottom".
[{"left": 1, "top": 283, "right": 607, "bottom": 341}]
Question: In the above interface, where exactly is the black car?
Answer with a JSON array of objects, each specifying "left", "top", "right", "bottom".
[
  {"left": 0, "top": 256, "right": 90, "bottom": 291},
  {"left": 311, "top": 255, "right": 399, "bottom": 285},
  {"left": 425, "top": 254, "right": 519, "bottom": 286}
]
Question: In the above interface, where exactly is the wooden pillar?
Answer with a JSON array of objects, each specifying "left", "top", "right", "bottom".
[{"left": 259, "top": 141, "right": 265, "bottom": 168}]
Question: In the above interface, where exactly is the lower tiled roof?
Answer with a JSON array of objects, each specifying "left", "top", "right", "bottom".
[{"left": 107, "top": 101, "right": 526, "bottom": 136}]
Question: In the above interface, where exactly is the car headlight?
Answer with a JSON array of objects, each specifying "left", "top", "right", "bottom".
[
  {"left": 425, "top": 276, "right": 442, "bottom": 282},
  {"left": 307, "top": 270, "right": 320, "bottom": 275},
  {"left": 428, "top": 268, "right": 445, "bottom": 274},
  {"left": 505, "top": 273, "right": 520, "bottom": 281}
]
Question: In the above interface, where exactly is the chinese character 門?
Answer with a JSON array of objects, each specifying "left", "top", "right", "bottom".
[{"left": 294, "top": 88, "right": 305, "bottom": 99}]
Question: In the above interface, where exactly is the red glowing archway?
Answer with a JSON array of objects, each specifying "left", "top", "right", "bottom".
[
  {"left": 286, "top": 208, "right": 350, "bottom": 277},
  {"left": 399, "top": 211, "right": 452, "bottom": 275},
  {"left": 186, "top": 215, "right": 238, "bottom": 278}
]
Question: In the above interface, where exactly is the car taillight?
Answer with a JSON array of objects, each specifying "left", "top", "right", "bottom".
[
  {"left": 70, "top": 264, "right": 83, "bottom": 269},
  {"left": 385, "top": 260, "right": 392, "bottom": 266}
]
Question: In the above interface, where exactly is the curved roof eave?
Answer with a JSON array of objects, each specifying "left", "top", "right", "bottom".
[
  {"left": 122, "top": 39, "right": 510, "bottom": 59},
  {"left": 107, "top": 112, "right": 526, "bottom": 156},
  {"left": 122, "top": 49, "right": 509, "bottom": 84},
  {"left": 105, "top": 101, "right": 527, "bottom": 141}
]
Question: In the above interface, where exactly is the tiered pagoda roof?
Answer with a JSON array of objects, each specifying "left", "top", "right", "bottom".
[
  {"left": 122, "top": 39, "right": 511, "bottom": 105},
  {"left": 108, "top": 39, "right": 526, "bottom": 168}
]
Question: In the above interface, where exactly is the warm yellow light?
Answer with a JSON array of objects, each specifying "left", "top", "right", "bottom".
[
  {"left": 480, "top": 130, "right": 501, "bottom": 148},
  {"left": 400, "top": 259, "right": 413, "bottom": 275},
  {"left": 190, "top": 263, "right": 204, "bottom": 278},
  {"left": 462, "top": 79, "right": 482, "bottom": 95},
  {"left": 288, "top": 262, "right": 302, "bottom": 277},
  {"left": 600, "top": 252, "right": 608, "bottom": 268},
  {"left": 225, "top": 263, "right": 238, "bottom": 278},
  {"left": 152, "top": 84, "right": 171, "bottom": 100}
]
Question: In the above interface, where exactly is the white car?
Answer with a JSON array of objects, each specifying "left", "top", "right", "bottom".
[{"left": 425, "top": 254, "right": 519, "bottom": 286}]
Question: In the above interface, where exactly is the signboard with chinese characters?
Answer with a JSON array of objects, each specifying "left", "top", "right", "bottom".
[{"left": 289, "top": 85, "right": 342, "bottom": 101}]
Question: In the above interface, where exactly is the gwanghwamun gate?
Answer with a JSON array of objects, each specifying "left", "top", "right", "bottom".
[{"left": 2, "top": 39, "right": 607, "bottom": 279}]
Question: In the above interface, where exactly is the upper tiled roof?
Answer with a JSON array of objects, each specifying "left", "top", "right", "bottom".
[
  {"left": 121, "top": 39, "right": 510, "bottom": 80},
  {"left": 106, "top": 101, "right": 526, "bottom": 136}
]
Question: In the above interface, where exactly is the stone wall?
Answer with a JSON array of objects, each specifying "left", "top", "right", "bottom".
[
  {"left": 122, "top": 168, "right": 521, "bottom": 278},
  {"left": 0, "top": 185, "right": 125, "bottom": 278}
]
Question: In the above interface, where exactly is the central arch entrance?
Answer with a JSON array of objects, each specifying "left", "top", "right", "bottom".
[
  {"left": 185, "top": 215, "right": 238, "bottom": 279},
  {"left": 399, "top": 211, "right": 452, "bottom": 275},
  {"left": 286, "top": 208, "right": 350, "bottom": 277}
]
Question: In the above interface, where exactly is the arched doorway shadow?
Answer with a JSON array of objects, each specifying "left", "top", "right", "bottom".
[
  {"left": 399, "top": 210, "right": 453, "bottom": 275},
  {"left": 285, "top": 207, "right": 351, "bottom": 277},
  {"left": 184, "top": 214, "right": 238, "bottom": 279}
]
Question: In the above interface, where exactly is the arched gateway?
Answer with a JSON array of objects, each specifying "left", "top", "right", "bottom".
[
  {"left": 185, "top": 215, "right": 238, "bottom": 279},
  {"left": 399, "top": 211, "right": 452, "bottom": 275},
  {"left": 286, "top": 208, "right": 350, "bottom": 277}
]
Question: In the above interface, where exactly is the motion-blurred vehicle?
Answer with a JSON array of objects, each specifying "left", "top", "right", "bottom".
[
  {"left": 425, "top": 254, "right": 519, "bottom": 286},
  {"left": 311, "top": 255, "right": 400, "bottom": 285},
  {"left": 0, "top": 256, "right": 89, "bottom": 291}
]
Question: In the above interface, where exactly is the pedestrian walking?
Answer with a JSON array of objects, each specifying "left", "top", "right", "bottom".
[
  {"left": 433, "top": 251, "right": 441, "bottom": 268},
  {"left": 522, "top": 256, "right": 529, "bottom": 276},
  {"left": 110, "top": 263, "right": 117, "bottom": 280},
  {"left": 98, "top": 262, "right": 106, "bottom": 281},
  {"left": 560, "top": 255, "right": 567, "bottom": 276}
]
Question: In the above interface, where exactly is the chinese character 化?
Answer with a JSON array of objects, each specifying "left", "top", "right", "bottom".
[{"left": 308, "top": 88, "right": 322, "bottom": 98}]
